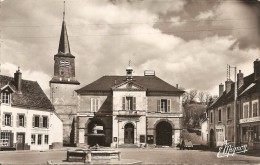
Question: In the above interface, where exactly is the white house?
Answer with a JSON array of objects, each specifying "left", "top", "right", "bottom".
[{"left": 0, "top": 69, "right": 63, "bottom": 150}]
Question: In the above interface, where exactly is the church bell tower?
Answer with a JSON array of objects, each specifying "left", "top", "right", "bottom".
[{"left": 49, "top": 2, "right": 80, "bottom": 145}]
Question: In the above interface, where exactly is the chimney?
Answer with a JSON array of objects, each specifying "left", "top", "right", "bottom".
[
  {"left": 254, "top": 59, "right": 260, "bottom": 80},
  {"left": 176, "top": 84, "right": 179, "bottom": 89},
  {"left": 225, "top": 80, "right": 232, "bottom": 93},
  {"left": 219, "top": 83, "right": 224, "bottom": 96},
  {"left": 237, "top": 70, "right": 244, "bottom": 89},
  {"left": 14, "top": 67, "right": 22, "bottom": 94}
]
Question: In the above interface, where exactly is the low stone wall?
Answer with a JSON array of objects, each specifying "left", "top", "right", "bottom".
[{"left": 67, "top": 148, "right": 121, "bottom": 163}]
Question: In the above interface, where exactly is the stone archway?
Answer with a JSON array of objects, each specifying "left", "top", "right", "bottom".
[
  {"left": 124, "top": 123, "right": 135, "bottom": 144},
  {"left": 156, "top": 121, "right": 172, "bottom": 146},
  {"left": 87, "top": 118, "right": 105, "bottom": 147}
]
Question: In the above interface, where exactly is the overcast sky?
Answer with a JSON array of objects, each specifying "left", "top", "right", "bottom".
[{"left": 1, "top": 0, "right": 260, "bottom": 96}]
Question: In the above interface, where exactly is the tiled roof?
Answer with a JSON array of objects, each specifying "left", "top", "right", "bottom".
[
  {"left": 76, "top": 75, "right": 184, "bottom": 94},
  {"left": 0, "top": 75, "right": 53, "bottom": 110},
  {"left": 209, "top": 73, "right": 259, "bottom": 108}
]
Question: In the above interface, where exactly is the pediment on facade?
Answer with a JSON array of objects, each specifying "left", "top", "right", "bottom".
[{"left": 112, "top": 81, "right": 146, "bottom": 91}]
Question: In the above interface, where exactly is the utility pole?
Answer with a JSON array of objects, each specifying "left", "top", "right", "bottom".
[
  {"left": 0, "top": 0, "right": 3, "bottom": 74},
  {"left": 229, "top": 65, "right": 237, "bottom": 146}
]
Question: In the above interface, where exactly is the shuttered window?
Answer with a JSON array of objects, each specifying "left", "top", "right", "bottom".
[
  {"left": 253, "top": 102, "right": 258, "bottom": 117},
  {"left": 157, "top": 99, "right": 171, "bottom": 112},
  {"left": 17, "top": 114, "right": 26, "bottom": 127},
  {"left": 218, "top": 109, "right": 222, "bottom": 122},
  {"left": 3, "top": 114, "right": 12, "bottom": 126},
  {"left": 122, "top": 97, "right": 136, "bottom": 110},
  {"left": 243, "top": 104, "right": 249, "bottom": 119},
  {"left": 43, "top": 116, "right": 48, "bottom": 128},
  {"left": 133, "top": 97, "right": 136, "bottom": 110},
  {"left": 122, "top": 97, "right": 126, "bottom": 110},
  {"left": 91, "top": 98, "right": 99, "bottom": 112},
  {"left": 33, "top": 115, "right": 40, "bottom": 128}
]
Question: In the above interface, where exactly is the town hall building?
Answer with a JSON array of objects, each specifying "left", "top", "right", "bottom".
[
  {"left": 50, "top": 11, "right": 185, "bottom": 147},
  {"left": 75, "top": 68, "right": 184, "bottom": 148}
]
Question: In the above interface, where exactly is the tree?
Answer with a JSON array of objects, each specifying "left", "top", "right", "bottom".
[
  {"left": 189, "top": 89, "right": 197, "bottom": 103},
  {"left": 198, "top": 91, "right": 205, "bottom": 103}
]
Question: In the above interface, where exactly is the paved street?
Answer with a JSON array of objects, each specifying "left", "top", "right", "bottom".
[{"left": 0, "top": 148, "right": 259, "bottom": 164}]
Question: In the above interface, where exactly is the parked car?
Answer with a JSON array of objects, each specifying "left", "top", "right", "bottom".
[{"left": 180, "top": 140, "right": 193, "bottom": 150}]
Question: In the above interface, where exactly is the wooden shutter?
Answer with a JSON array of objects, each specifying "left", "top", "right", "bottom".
[
  {"left": 40, "top": 116, "right": 43, "bottom": 128},
  {"left": 133, "top": 97, "right": 136, "bottom": 110},
  {"left": 122, "top": 97, "right": 126, "bottom": 110},
  {"left": 167, "top": 99, "right": 171, "bottom": 112},
  {"left": 10, "top": 132, "right": 14, "bottom": 147},
  {"left": 32, "top": 115, "right": 35, "bottom": 128},
  {"left": 10, "top": 115, "right": 13, "bottom": 127},
  {"left": 24, "top": 115, "right": 27, "bottom": 128},
  {"left": 2, "top": 114, "right": 5, "bottom": 126},
  {"left": 157, "top": 99, "right": 161, "bottom": 112},
  {"left": 16, "top": 115, "right": 19, "bottom": 127},
  {"left": 47, "top": 117, "right": 49, "bottom": 128},
  {"left": 96, "top": 99, "right": 99, "bottom": 112},
  {"left": 91, "top": 98, "right": 94, "bottom": 112}
]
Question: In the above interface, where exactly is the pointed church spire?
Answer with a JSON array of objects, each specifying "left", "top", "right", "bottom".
[{"left": 58, "top": 1, "right": 71, "bottom": 54}]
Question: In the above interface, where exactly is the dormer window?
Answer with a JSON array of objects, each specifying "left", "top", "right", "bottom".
[{"left": 1, "top": 91, "right": 10, "bottom": 104}]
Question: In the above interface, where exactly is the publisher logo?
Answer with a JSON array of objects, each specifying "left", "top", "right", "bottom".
[{"left": 217, "top": 140, "right": 248, "bottom": 158}]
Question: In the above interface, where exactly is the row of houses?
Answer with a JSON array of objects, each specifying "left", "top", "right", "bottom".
[{"left": 206, "top": 60, "right": 260, "bottom": 150}]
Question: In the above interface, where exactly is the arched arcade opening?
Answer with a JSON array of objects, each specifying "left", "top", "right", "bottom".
[{"left": 156, "top": 121, "right": 172, "bottom": 146}]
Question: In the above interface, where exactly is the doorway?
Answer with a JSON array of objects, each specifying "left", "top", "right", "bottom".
[
  {"left": 156, "top": 121, "right": 172, "bottom": 146},
  {"left": 210, "top": 129, "right": 214, "bottom": 148},
  {"left": 124, "top": 123, "right": 134, "bottom": 144},
  {"left": 17, "top": 133, "right": 25, "bottom": 150}
]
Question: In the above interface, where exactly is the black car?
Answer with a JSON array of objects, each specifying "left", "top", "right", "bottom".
[{"left": 180, "top": 140, "right": 193, "bottom": 150}]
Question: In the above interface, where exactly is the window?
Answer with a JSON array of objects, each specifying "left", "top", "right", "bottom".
[
  {"left": 31, "top": 134, "right": 36, "bottom": 145},
  {"left": 253, "top": 126, "right": 260, "bottom": 142},
  {"left": 1, "top": 92, "right": 10, "bottom": 104},
  {"left": 157, "top": 99, "right": 171, "bottom": 112},
  {"left": 122, "top": 97, "right": 136, "bottom": 110},
  {"left": 33, "top": 115, "right": 40, "bottom": 127},
  {"left": 17, "top": 115, "right": 26, "bottom": 127},
  {"left": 44, "top": 135, "right": 49, "bottom": 144},
  {"left": 2, "top": 114, "right": 12, "bottom": 126},
  {"left": 59, "top": 60, "right": 70, "bottom": 67},
  {"left": 0, "top": 132, "right": 10, "bottom": 146},
  {"left": 242, "top": 127, "right": 248, "bottom": 142},
  {"left": 227, "top": 107, "right": 231, "bottom": 120},
  {"left": 91, "top": 98, "right": 99, "bottom": 112},
  {"left": 218, "top": 109, "right": 221, "bottom": 122},
  {"left": 38, "top": 134, "right": 42, "bottom": 145},
  {"left": 43, "top": 116, "right": 48, "bottom": 128},
  {"left": 252, "top": 101, "right": 258, "bottom": 117},
  {"left": 210, "top": 111, "right": 213, "bottom": 124},
  {"left": 243, "top": 104, "right": 249, "bottom": 118}
]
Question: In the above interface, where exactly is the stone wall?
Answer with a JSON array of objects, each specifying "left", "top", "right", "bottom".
[{"left": 50, "top": 83, "right": 79, "bottom": 145}]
